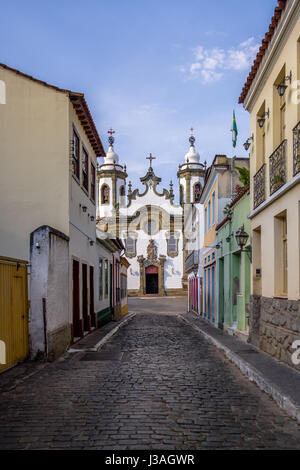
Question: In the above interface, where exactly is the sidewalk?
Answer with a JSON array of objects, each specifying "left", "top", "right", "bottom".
[
  {"left": 0, "top": 312, "right": 136, "bottom": 393},
  {"left": 180, "top": 311, "right": 300, "bottom": 423},
  {"left": 68, "top": 312, "right": 136, "bottom": 352}
]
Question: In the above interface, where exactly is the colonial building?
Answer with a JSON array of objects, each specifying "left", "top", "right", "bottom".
[
  {"left": 97, "top": 132, "right": 205, "bottom": 296},
  {"left": 216, "top": 186, "right": 251, "bottom": 342},
  {"left": 239, "top": 0, "right": 300, "bottom": 370},
  {"left": 0, "top": 63, "right": 127, "bottom": 369},
  {"left": 199, "top": 155, "right": 249, "bottom": 327}
]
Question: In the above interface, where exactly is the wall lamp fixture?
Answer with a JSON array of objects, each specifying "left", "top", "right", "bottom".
[
  {"left": 243, "top": 134, "right": 254, "bottom": 151},
  {"left": 257, "top": 109, "right": 270, "bottom": 128},
  {"left": 277, "top": 71, "right": 292, "bottom": 97},
  {"left": 235, "top": 225, "right": 252, "bottom": 262},
  {"left": 82, "top": 206, "right": 87, "bottom": 212}
]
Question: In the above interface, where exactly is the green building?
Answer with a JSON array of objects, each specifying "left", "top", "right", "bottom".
[{"left": 216, "top": 187, "right": 251, "bottom": 341}]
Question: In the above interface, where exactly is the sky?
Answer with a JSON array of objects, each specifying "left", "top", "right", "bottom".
[{"left": 1, "top": 0, "right": 277, "bottom": 197}]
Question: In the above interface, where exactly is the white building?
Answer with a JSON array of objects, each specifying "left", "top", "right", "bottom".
[{"left": 97, "top": 132, "right": 206, "bottom": 296}]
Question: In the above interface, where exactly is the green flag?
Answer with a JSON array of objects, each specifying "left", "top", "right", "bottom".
[{"left": 232, "top": 110, "right": 238, "bottom": 148}]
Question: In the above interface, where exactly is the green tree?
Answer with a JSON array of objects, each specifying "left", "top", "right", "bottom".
[{"left": 236, "top": 166, "right": 250, "bottom": 187}]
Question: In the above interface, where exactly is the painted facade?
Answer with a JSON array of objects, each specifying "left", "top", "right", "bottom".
[
  {"left": 240, "top": 0, "right": 300, "bottom": 370},
  {"left": 200, "top": 155, "right": 250, "bottom": 326},
  {"left": 216, "top": 188, "right": 251, "bottom": 341}
]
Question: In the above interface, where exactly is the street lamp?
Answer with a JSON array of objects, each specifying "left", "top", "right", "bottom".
[
  {"left": 257, "top": 109, "right": 270, "bottom": 128},
  {"left": 235, "top": 225, "right": 252, "bottom": 262},
  {"left": 277, "top": 71, "right": 292, "bottom": 97},
  {"left": 235, "top": 225, "right": 249, "bottom": 250}
]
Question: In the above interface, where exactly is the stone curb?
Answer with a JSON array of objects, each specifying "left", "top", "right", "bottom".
[
  {"left": 179, "top": 315, "right": 300, "bottom": 423},
  {"left": 68, "top": 312, "right": 136, "bottom": 353}
]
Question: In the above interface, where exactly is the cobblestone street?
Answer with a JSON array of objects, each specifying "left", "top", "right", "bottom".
[{"left": 0, "top": 298, "right": 299, "bottom": 450}]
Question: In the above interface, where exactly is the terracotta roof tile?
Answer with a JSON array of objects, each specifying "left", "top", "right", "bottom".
[{"left": 239, "top": 0, "right": 287, "bottom": 104}]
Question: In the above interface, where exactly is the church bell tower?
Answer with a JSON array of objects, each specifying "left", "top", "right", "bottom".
[
  {"left": 177, "top": 129, "right": 206, "bottom": 206},
  {"left": 178, "top": 129, "right": 206, "bottom": 290},
  {"left": 97, "top": 130, "right": 127, "bottom": 219}
]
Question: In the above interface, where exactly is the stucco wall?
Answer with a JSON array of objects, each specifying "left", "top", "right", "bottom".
[
  {"left": 0, "top": 67, "right": 69, "bottom": 261},
  {"left": 30, "top": 226, "right": 70, "bottom": 361}
]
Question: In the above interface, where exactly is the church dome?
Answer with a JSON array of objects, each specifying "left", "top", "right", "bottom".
[
  {"left": 105, "top": 144, "right": 119, "bottom": 164},
  {"left": 185, "top": 145, "right": 200, "bottom": 164},
  {"left": 184, "top": 131, "right": 200, "bottom": 164}
]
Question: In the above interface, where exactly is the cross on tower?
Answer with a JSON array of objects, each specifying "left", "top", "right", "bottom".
[
  {"left": 107, "top": 128, "right": 115, "bottom": 146},
  {"left": 146, "top": 153, "right": 156, "bottom": 168}
]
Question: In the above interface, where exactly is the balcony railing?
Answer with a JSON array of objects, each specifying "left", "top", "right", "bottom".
[
  {"left": 293, "top": 121, "right": 300, "bottom": 176},
  {"left": 253, "top": 164, "right": 266, "bottom": 209},
  {"left": 269, "top": 139, "right": 287, "bottom": 196}
]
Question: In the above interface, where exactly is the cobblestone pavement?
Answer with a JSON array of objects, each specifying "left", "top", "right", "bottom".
[{"left": 0, "top": 305, "right": 300, "bottom": 449}]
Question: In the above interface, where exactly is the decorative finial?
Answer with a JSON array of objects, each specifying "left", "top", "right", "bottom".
[
  {"left": 204, "top": 160, "right": 207, "bottom": 169},
  {"left": 128, "top": 181, "right": 132, "bottom": 194},
  {"left": 146, "top": 153, "right": 156, "bottom": 169},
  {"left": 124, "top": 165, "right": 127, "bottom": 172},
  {"left": 108, "top": 128, "right": 115, "bottom": 146},
  {"left": 189, "top": 127, "right": 196, "bottom": 147},
  {"left": 169, "top": 180, "right": 174, "bottom": 196}
]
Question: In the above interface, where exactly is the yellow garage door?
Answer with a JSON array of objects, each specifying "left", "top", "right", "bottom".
[{"left": 0, "top": 257, "right": 29, "bottom": 372}]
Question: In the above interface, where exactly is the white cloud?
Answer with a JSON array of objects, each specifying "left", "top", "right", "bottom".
[{"left": 180, "top": 37, "right": 260, "bottom": 84}]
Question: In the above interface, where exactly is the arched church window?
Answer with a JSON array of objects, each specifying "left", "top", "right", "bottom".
[
  {"left": 101, "top": 184, "right": 110, "bottom": 204},
  {"left": 120, "top": 185, "right": 125, "bottom": 197},
  {"left": 168, "top": 235, "right": 177, "bottom": 254},
  {"left": 180, "top": 185, "right": 184, "bottom": 205},
  {"left": 194, "top": 183, "right": 201, "bottom": 203}
]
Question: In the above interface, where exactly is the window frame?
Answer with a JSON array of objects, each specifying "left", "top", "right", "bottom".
[
  {"left": 72, "top": 127, "right": 80, "bottom": 181},
  {"left": 90, "top": 162, "right": 96, "bottom": 203},
  {"left": 99, "top": 258, "right": 103, "bottom": 300},
  {"left": 82, "top": 145, "right": 89, "bottom": 193}
]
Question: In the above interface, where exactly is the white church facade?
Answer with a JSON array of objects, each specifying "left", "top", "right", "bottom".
[{"left": 97, "top": 131, "right": 206, "bottom": 296}]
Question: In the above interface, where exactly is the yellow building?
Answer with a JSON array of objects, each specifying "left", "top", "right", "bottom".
[
  {"left": 200, "top": 155, "right": 249, "bottom": 326},
  {"left": 239, "top": 0, "right": 300, "bottom": 370},
  {"left": 0, "top": 62, "right": 105, "bottom": 364}
]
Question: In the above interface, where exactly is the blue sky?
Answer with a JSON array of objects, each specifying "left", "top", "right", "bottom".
[{"left": 1, "top": 0, "right": 277, "bottom": 196}]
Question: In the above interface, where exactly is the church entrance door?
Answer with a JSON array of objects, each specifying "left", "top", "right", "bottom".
[{"left": 145, "top": 265, "right": 159, "bottom": 295}]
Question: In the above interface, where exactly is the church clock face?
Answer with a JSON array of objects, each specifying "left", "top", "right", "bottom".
[{"left": 144, "top": 220, "right": 157, "bottom": 235}]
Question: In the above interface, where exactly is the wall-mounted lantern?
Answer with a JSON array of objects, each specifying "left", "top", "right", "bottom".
[
  {"left": 257, "top": 109, "right": 270, "bottom": 128},
  {"left": 243, "top": 134, "right": 254, "bottom": 151},
  {"left": 277, "top": 71, "right": 292, "bottom": 97},
  {"left": 235, "top": 224, "right": 252, "bottom": 262}
]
